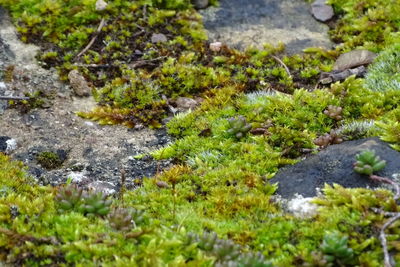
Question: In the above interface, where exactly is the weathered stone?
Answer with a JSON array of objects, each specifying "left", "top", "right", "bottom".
[
  {"left": 151, "top": 33, "right": 168, "bottom": 43},
  {"left": 192, "top": 0, "right": 209, "bottom": 9},
  {"left": 311, "top": 0, "right": 334, "bottom": 22},
  {"left": 87, "top": 181, "right": 116, "bottom": 196},
  {"left": 271, "top": 138, "right": 400, "bottom": 198},
  {"left": 200, "top": 0, "right": 332, "bottom": 54},
  {"left": 174, "top": 97, "right": 199, "bottom": 112},
  {"left": 68, "top": 69, "right": 91, "bottom": 97},
  {"left": 333, "top": 50, "right": 377, "bottom": 71}
]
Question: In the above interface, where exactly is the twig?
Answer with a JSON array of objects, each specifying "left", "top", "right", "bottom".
[
  {"left": 369, "top": 174, "right": 400, "bottom": 267},
  {"left": 0, "top": 95, "right": 30, "bottom": 100},
  {"left": 271, "top": 55, "right": 292, "bottom": 78},
  {"left": 75, "top": 18, "right": 106, "bottom": 59},
  {"left": 128, "top": 56, "right": 166, "bottom": 69},
  {"left": 380, "top": 213, "right": 400, "bottom": 267}
]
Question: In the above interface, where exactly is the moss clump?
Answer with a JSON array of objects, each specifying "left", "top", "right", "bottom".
[
  {"left": 364, "top": 44, "right": 400, "bottom": 92},
  {"left": 36, "top": 151, "right": 64, "bottom": 169}
]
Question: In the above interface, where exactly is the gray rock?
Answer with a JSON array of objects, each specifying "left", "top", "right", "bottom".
[
  {"left": 192, "top": 0, "right": 209, "bottom": 9},
  {"left": 151, "top": 33, "right": 168, "bottom": 44},
  {"left": 311, "top": 0, "right": 334, "bottom": 22},
  {"left": 333, "top": 50, "right": 377, "bottom": 71},
  {"left": 68, "top": 70, "right": 91, "bottom": 97},
  {"left": 87, "top": 181, "right": 117, "bottom": 196},
  {"left": 271, "top": 138, "right": 400, "bottom": 198},
  {"left": 200, "top": 0, "right": 332, "bottom": 54}
]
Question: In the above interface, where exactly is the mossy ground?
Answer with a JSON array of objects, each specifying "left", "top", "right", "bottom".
[{"left": 0, "top": 0, "right": 400, "bottom": 265}]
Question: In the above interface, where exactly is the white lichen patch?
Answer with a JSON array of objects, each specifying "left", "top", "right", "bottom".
[
  {"left": 5, "top": 138, "right": 16, "bottom": 154},
  {"left": 286, "top": 194, "right": 319, "bottom": 219}
]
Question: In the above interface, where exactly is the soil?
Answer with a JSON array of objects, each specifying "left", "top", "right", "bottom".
[{"left": 0, "top": 7, "right": 172, "bottom": 193}]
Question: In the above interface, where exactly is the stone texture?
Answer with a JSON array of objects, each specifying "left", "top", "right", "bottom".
[
  {"left": 200, "top": 0, "right": 332, "bottom": 54},
  {"left": 270, "top": 138, "right": 400, "bottom": 198},
  {"left": 68, "top": 69, "right": 92, "bottom": 97},
  {"left": 311, "top": 0, "right": 334, "bottom": 22},
  {"left": 333, "top": 50, "right": 377, "bottom": 71}
]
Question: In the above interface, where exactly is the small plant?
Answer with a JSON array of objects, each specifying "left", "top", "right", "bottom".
[
  {"left": 353, "top": 149, "right": 386, "bottom": 176},
  {"left": 77, "top": 191, "right": 112, "bottom": 217},
  {"left": 323, "top": 105, "right": 343, "bottom": 121},
  {"left": 313, "top": 130, "right": 343, "bottom": 148},
  {"left": 212, "top": 238, "right": 241, "bottom": 262},
  {"left": 227, "top": 116, "right": 252, "bottom": 139},
  {"left": 320, "top": 232, "right": 355, "bottom": 266},
  {"left": 107, "top": 207, "right": 133, "bottom": 231},
  {"left": 55, "top": 184, "right": 83, "bottom": 212}
]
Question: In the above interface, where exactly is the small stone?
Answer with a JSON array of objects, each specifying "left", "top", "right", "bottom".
[
  {"left": 311, "top": 0, "right": 334, "bottom": 22},
  {"left": 175, "top": 97, "right": 199, "bottom": 112},
  {"left": 151, "top": 33, "right": 168, "bottom": 44},
  {"left": 209, "top": 42, "right": 222, "bottom": 52},
  {"left": 192, "top": 0, "right": 209, "bottom": 9},
  {"left": 333, "top": 50, "right": 377, "bottom": 71},
  {"left": 95, "top": 0, "right": 108, "bottom": 11},
  {"left": 87, "top": 181, "right": 116, "bottom": 196},
  {"left": 68, "top": 69, "right": 91, "bottom": 97}
]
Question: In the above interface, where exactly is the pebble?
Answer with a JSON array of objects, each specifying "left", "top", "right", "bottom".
[{"left": 311, "top": 0, "right": 334, "bottom": 22}]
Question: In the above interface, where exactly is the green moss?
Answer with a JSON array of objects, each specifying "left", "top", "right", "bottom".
[
  {"left": 36, "top": 151, "right": 64, "bottom": 169},
  {"left": 364, "top": 44, "right": 400, "bottom": 92}
]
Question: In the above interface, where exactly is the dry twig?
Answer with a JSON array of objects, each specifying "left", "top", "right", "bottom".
[
  {"left": 0, "top": 95, "right": 30, "bottom": 100},
  {"left": 369, "top": 174, "right": 400, "bottom": 267},
  {"left": 271, "top": 55, "right": 292, "bottom": 78},
  {"left": 75, "top": 18, "right": 106, "bottom": 59}
]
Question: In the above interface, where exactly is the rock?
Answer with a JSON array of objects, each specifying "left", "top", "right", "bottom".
[
  {"left": 192, "top": 0, "right": 209, "bottom": 9},
  {"left": 270, "top": 137, "right": 400, "bottom": 198},
  {"left": 311, "top": 0, "right": 334, "bottom": 22},
  {"left": 174, "top": 97, "right": 199, "bottom": 112},
  {"left": 151, "top": 33, "right": 168, "bottom": 44},
  {"left": 87, "top": 181, "right": 116, "bottom": 196},
  {"left": 200, "top": 0, "right": 332, "bottom": 54},
  {"left": 68, "top": 69, "right": 91, "bottom": 97},
  {"left": 333, "top": 50, "right": 376, "bottom": 71}
]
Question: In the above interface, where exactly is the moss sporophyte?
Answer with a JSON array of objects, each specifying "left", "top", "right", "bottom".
[{"left": 1, "top": 0, "right": 400, "bottom": 265}]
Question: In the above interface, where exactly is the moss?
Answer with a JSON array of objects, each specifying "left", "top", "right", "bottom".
[
  {"left": 364, "top": 44, "right": 400, "bottom": 92},
  {"left": 36, "top": 151, "right": 64, "bottom": 169},
  {"left": 1, "top": 0, "right": 400, "bottom": 265}
]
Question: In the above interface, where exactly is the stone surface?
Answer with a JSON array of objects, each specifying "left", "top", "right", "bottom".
[
  {"left": 68, "top": 69, "right": 92, "bottom": 97},
  {"left": 333, "top": 50, "right": 377, "bottom": 71},
  {"left": 311, "top": 0, "right": 334, "bottom": 22},
  {"left": 200, "top": 0, "right": 332, "bottom": 53},
  {"left": 271, "top": 138, "right": 400, "bottom": 198}
]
